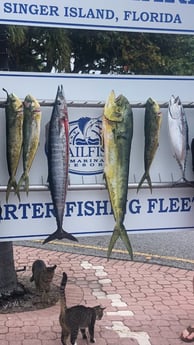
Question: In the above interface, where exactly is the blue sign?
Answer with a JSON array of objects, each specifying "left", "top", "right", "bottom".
[
  {"left": 0, "top": 0, "right": 194, "bottom": 34},
  {"left": 69, "top": 116, "right": 103, "bottom": 175}
]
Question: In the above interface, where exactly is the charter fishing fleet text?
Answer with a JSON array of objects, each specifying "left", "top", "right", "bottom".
[
  {"left": 3, "top": 3, "right": 186, "bottom": 25},
  {"left": 0, "top": 197, "right": 193, "bottom": 220}
]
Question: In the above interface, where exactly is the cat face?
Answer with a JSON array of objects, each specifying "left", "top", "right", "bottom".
[
  {"left": 45, "top": 265, "right": 57, "bottom": 282},
  {"left": 94, "top": 305, "right": 106, "bottom": 320}
]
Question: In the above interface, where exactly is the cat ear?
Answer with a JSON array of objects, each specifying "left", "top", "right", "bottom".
[{"left": 99, "top": 304, "right": 106, "bottom": 310}]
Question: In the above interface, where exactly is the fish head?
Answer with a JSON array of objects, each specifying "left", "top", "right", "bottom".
[
  {"left": 168, "top": 95, "right": 182, "bottom": 119},
  {"left": 104, "top": 90, "right": 124, "bottom": 123},
  {"left": 24, "top": 95, "right": 41, "bottom": 117},
  {"left": 55, "top": 85, "right": 68, "bottom": 121},
  {"left": 3, "top": 88, "right": 23, "bottom": 115},
  {"left": 147, "top": 97, "right": 162, "bottom": 124},
  {"left": 115, "top": 94, "right": 129, "bottom": 112}
]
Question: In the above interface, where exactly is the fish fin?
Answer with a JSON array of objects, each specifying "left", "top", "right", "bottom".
[
  {"left": 137, "top": 173, "right": 146, "bottom": 193},
  {"left": 119, "top": 225, "right": 133, "bottom": 260},
  {"left": 107, "top": 224, "right": 133, "bottom": 260},
  {"left": 42, "top": 228, "right": 78, "bottom": 245},
  {"left": 107, "top": 225, "right": 120, "bottom": 260},
  {"left": 146, "top": 174, "right": 152, "bottom": 193},
  {"left": 103, "top": 173, "right": 108, "bottom": 189},
  {"left": 137, "top": 172, "right": 152, "bottom": 193},
  {"left": 6, "top": 178, "right": 20, "bottom": 203},
  {"left": 17, "top": 173, "right": 29, "bottom": 195},
  {"left": 24, "top": 175, "right": 29, "bottom": 195}
]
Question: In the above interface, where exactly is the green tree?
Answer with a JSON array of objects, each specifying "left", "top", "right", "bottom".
[
  {"left": 70, "top": 30, "right": 194, "bottom": 75},
  {"left": 152, "top": 34, "right": 194, "bottom": 75},
  {"left": 70, "top": 31, "right": 162, "bottom": 74},
  {"left": 0, "top": 25, "right": 9, "bottom": 70},
  {"left": 4, "top": 26, "right": 194, "bottom": 75},
  {"left": 8, "top": 26, "right": 71, "bottom": 72}
]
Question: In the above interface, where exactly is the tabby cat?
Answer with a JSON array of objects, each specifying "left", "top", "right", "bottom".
[
  {"left": 30, "top": 259, "right": 57, "bottom": 303},
  {"left": 59, "top": 271, "right": 105, "bottom": 345}
]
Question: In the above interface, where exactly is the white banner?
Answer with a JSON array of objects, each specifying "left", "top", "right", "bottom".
[
  {"left": 0, "top": 0, "right": 194, "bottom": 35},
  {"left": 0, "top": 188, "right": 194, "bottom": 241},
  {"left": 0, "top": 72, "right": 194, "bottom": 241}
]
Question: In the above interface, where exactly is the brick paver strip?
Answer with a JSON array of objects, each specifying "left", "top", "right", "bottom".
[{"left": 0, "top": 245, "right": 193, "bottom": 345}]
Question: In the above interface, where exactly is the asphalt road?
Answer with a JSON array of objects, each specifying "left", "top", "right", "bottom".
[{"left": 15, "top": 229, "right": 194, "bottom": 271}]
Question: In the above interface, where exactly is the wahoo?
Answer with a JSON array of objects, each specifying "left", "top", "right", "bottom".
[{"left": 43, "top": 85, "right": 78, "bottom": 245}]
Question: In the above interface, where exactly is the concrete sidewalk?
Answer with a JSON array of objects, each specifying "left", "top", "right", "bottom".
[{"left": 0, "top": 245, "right": 194, "bottom": 345}]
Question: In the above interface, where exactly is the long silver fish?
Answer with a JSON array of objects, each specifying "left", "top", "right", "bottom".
[
  {"left": 168, "top": 95, "right": 189, "bottom": 182},
  {"left": 43, "top": 85, "right": 78, "bottom": 245}
]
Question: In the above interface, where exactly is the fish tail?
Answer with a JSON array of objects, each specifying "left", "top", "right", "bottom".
[
  {"left": 25, "top": 175, "right": 29, "bottom": 195},
  {"left": 107, "top": 225, "right": 120, "bottom": 260},
  {"left": 146, "top": 174, "right": 152, "bottom": 193},
  {"left": 42, "top": 228, "right": 78, "bottom": 245},
  {"left": 6, "top": 177, "right": 20, "bottom": 203},
  {"left": 137, "top": 172, "right": 152, "bottom": 193},
  {"left": 17, "top": 173, "right": 29, "bottom": 195},
  {"left": 107, "top": 224, "right": 133, "bottom": 260},
  {"left": 137, "top": 174, "right": 145, "bottom": 193},
  {"left": 119, "top": 225, "right": 133, "bottom": 260}
]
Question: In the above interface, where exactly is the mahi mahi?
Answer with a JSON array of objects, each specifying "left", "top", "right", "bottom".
[
  {"left": 43, "top": 85, "right": 78, "bottom": 245},
  {"left": 168, "top": 95, "right": 189, "bottom": 182},
  {"left": 3, "top": 88, "right": 23, "bottom": 202},
  {"left": 17, "top": 94, "right": 41, "bottom": 195},
  {"left": 102, "top": 90, "right": 133, "bottom": 260},
  {"left": 137, "top": 98, "right": 162, "bottom": 193}
]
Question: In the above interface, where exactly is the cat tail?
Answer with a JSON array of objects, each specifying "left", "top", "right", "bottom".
[
  {"left": 60, "top": 272, "right": 68, "bottom": 316},
  {"left": 30, "top": 274, "right": 34, "bottom": 282}
]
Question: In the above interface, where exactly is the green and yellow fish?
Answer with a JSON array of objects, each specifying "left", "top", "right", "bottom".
[
  {"left": 17, "top": 94, "right": 41, "bottom": 195},
  {"left": 3, "top": 88, "right": 23, "bottom": 202},
  {"left": 137, "top": 97, "right": 162, "bottom": 193},
  {"left": 102, "top": 90, "right": 133, "bottom": 260}
]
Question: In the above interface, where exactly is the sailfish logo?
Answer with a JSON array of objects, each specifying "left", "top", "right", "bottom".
[{"left": 69, "top": 116, "right": 104, "bottom": 175}]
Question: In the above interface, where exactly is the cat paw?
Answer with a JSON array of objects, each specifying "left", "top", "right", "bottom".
[{"left": 90, "top": 339, "right": 96, "bottom": 343}]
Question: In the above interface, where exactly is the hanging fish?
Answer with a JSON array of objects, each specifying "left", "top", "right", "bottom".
[
  {"left": 17, "top": 94, "right": 42, "bottom": 195},
  {"left": 137, "top": 98, "right": 162, "bottom": 193},
  {"left": 191, "top": 138, "right": 194, "bottom": 172},
  {"left": 3, "top": 88, "right": 23, "bottom": 202},
  {"left": 168, "top": 95, "right": 189, "bottom": 182},
  {"left": 44, "top": 121, "right": 50, "bottom": 183},
  {"left": 43, "top": 85, "right": 78, "bottom": 245},
  {"left": 102, "top": 90, "right": 133, "bottom": 260}
]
